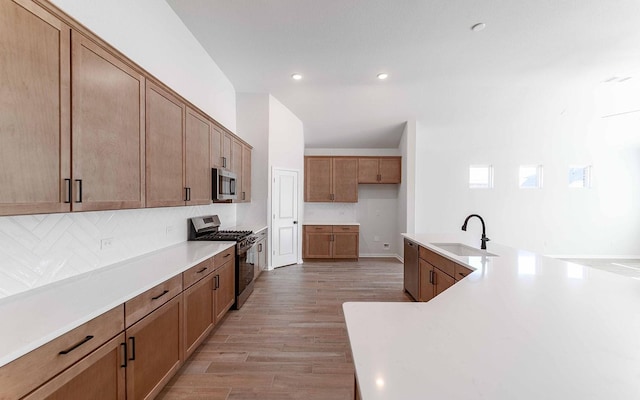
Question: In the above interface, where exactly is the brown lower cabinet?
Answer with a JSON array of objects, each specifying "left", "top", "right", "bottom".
[
  {"left": 303, "top": 225, "right": 359, "bottom": 260},
  {"left": 0, "top": 252, "right": 237, "bottom": 400},
  {"left": 417, "top": 247, "right": 469, "bottom": 302},
  {"left": 126, "top": 294, "right": 183, "bottom": 400}
]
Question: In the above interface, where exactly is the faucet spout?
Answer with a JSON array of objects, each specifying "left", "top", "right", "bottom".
[{"left": 461, "top": 214, "right": 490, "bottom": 250}]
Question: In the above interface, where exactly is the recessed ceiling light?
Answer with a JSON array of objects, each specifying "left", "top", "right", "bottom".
[
  {"left": 377, "top": 73, "right": 388, "bottom": 80},
  {"left": 471, "top": 22, "right": 486, "bottom": 32},
  {"left": 291, "top": 73, "right": 302, "bottom": 80}
]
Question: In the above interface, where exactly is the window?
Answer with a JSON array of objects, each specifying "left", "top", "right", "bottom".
[
  {"left": 568, "top": 165, "right": 592, "bottom": 188},
  {"left": 469, "top": 165, "right": 493, "bottom": 189},
  {"left": 519, "top": 165, "right": 543, "bottom": 189}
]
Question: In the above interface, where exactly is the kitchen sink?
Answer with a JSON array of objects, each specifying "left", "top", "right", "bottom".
[{"left": 431, "top": 243, "right": 499, "bottom": 257}]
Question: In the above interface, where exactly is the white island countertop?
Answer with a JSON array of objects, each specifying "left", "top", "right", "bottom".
[
  {"left": 344, "top": 232, "right": 640, "bottom": 399},
  {"left": 0, "top": 240, "right": 235, "bottom": 367}
]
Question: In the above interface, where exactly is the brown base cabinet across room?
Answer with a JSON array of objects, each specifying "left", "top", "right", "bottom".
[
  {"left": 0, "top": 250, "right": 237, "bottom": 400},
  {"left": 303, "top": 225, "right": 359, "bottom": 260}
]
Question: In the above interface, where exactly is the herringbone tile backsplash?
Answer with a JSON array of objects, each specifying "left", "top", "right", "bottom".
[{"left": 0, "top": 204, "right": 236, "bottom": 299}]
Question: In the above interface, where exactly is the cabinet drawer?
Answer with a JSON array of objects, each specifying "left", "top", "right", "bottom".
[
  {"left": 125, "top": 275, "right": 182, "bottom": 328},
  {"left": 454, "top": 263, "right": 474, "bottom": 280},
  {"left": 183, "top": 258, "right": 213, "bottom": 289},
  {"left": 305, "top": 225, "right": 333, "bottom": 233},
  {"left": 0, "top": 305, "right": 124, "bottom": 400},
  {"left": 255, "top": 229, "right": 268, "bottom": 240},
  {"left": 419, "top": 247, "right": 455, "bottom": 278},
  {"left": 333, "top": 225, "right": 359, "bottom": 233},
  {"left": 214, "top": 246, "right": 235, "bottom": 268}
]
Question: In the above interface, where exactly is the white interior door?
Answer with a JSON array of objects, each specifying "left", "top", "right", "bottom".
[{"left": 272, "top": 168, "right": 299, "bottom": 268}]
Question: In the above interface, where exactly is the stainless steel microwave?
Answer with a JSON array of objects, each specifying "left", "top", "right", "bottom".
[{"left": 213, "top": 168, "right": 237, "bottom": 201}]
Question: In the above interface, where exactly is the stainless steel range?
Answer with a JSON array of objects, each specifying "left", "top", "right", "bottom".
[{"left": 188, "top": 215, "right": 257, "bottom": 309}]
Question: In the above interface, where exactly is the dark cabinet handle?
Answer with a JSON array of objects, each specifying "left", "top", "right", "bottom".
[
  {"left": 224, "top": 253, "right": 231, "bottom": 258},
  {"left": 64, "top": 179, "right": 71, "bottom": 203},
  {"left": 59, "top": 335, "right": 93, "bottom": 355},
  {"left": 329, "top": 193, "right": 335, "bottom": 201},
  {"left": 184, "top": 187, "right": 189, "bottom": 202},
  {"left": 128, "top": 337, "right": 136, "bottom": 361},
  {"left": 186, "top": 187, "right": 191, "bottom": 201},
  {"left": 242, "top": 191, "right": 245, "bottom": 200},
  {"left": 407, "top": 242, "right": 414, "bottom": 247},
  {"left": 459, "top": 272, "right": 465, "bottom": 277},
  {"left": 197, "top": 267, "right": 208, "bottom": 274},
  {"left": 429, "top": 270, "right": 435, "bottom": 285},
  {"left": 151, "top": 290, "right": 169, "bottom": 300},
  {"left": 222, "top": 157, "right": 227, "bottom": 168},
  {"left": 214, "top": 275, "right": 220, "bottom": 289},
  {"left": 75, "top": 179, "right": 82, "bottom": 203},
  {"left": 258, "top": 243, "right": 262, "bottom": 252},
  {"left": 120, "top": 342, "right": 127, "bottom": 368}
]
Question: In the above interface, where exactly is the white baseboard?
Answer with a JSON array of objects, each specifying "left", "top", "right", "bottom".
[
  {"left": 547, "top": 254, "right": 640, "bottom": 259},
  {"left": 359, "top": 253, "right": 402, "bottom": 260}
]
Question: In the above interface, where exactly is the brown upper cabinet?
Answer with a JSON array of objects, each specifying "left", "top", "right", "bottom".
[
  {"left": 185, "top": 107, "right": 212, "bottom": 205},
  {"left": 1, "top": 0, "right": 252, "bottom": 216},
  {"left": 145, "top": 82, "right": 186, "bottom": 208},
  {"left": 0, "top": 0, "right": 71, "bottom": 216},
  {"left": 71, "top": 31, "right": 146, "bottom": 211},
  {"left": 304, "top": 157, "right": 358, "bottom": 202},
  {"left": 358, "top": 157, "right": 402, "bottom": 184}
]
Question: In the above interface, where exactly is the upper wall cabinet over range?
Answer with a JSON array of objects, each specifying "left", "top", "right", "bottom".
[
  {"left": 0, "top": 0, "right": 251, "bottom": 217},
  {"left": 304, "top": 156, "right": 401, "bottom": 203}
]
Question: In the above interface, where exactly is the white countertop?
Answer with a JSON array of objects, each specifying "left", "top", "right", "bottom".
[
  {"left": 0, "top": 241, "right": 235, "bottom": 367},
  {"left": 344, "top": 232, "right": 640, "bottom": 399},
  {"left": 303, "top": 222, "right": 360, "bottom": 226}
]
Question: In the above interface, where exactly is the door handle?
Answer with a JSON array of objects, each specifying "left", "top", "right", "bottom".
[{"left": 293, "top": 221, "right": 298, "bottom": 224}]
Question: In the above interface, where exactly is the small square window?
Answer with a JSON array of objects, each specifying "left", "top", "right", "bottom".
[
  {"left": 519, "top": 165, "right": 543, "bottom": 189},
  {"left": 569, "top": 165, "right": 592, "bottom": 188},
  {"left": 469, "top": 165, "right": 493, "bottom": 189}
]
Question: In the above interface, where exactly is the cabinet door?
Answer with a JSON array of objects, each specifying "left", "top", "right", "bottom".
[
  {"left": 71, "top": 31, "right": 145, "bottom": 211},
  {"left": 333, "top": 232, "right": 359, "bottom": 259},
  {"left": 332, "top": 158, "right": 358, "bottom": 202},
  {"left": 211, "top": 125, "right": 223, "bottom": 168},
  {"left": 303, "top": 232, "right": 332, "bottom": 258},
  {"left": 379, "top": 157, "right": 401, "bottom": 183},
  {"left": 419, "top": 259, "right": 435, "bottom": 302},
  {"left": 0, "top": 0, "right": 71, "bottom": 216},
  {"left": 214, "top": 260, "right": 235, "bottom": 323},
  {"left": 357, "top": 158, "right": 379, "bottom": 183},
  {"left": 231, "top": 138, "right": 243, "bottom": 201},
  {"left": 183, "top": 273, "right": 214, "bottom": 359},
  {"left": 241, "top": 144, "right": 252, "bottom": 202},
  {"left": 304, "top": 157, "right": 332, "bottom": 202},
  {"left": 221, "top": 132, "right": 232, "bottom": 169},
  {"left": 145, "top": 82, "right": 185, "bottom": 208},
  {"left": 23, "top": 334, "right": 126, "bottom": 400},
  {"left": 126, "top": 294, "right": 182, "bottom": 400},
  {"left": 434, "top": 267, "right": 455, "bottom": 297},
  {"left": 185, "top": 107, "right": 211, "bottom": 205}
]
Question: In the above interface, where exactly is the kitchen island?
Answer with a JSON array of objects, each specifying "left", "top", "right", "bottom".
[{"left": 344, "top": 233, "right": 640, "bottom": 399}]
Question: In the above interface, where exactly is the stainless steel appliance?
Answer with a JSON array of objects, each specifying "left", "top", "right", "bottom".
[
  {"left": 404, "top": 238, "right": 419, "bottom": 300},
  {"left": 213, "top": 168, "right": 237, "bottom": 201},
  {"left": 188, "top": 215, "right": 257, "bottom": 309}
]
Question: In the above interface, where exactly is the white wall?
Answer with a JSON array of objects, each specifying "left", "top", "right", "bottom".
[
  {"left": 303, "top": 148, "right": 401, "bottom": 257},
  {"left": 0, "top": 0, "right": 243, "bottom": 299},
  {"left": 50, "top": 0, "right": 236, "bottom": 130},
  {"left": 412, "top": 82, "right": 640, "bottom": 256},
  {"left": 236, "top": 94, "right": 269, "bottom": 228},
  {"left": 268, "top": 96, "right": 305, "bottom": 265}
]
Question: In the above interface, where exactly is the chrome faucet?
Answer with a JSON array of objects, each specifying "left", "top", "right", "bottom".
[{"left": 461, "top": 214, "right": 490, "bottom": 250}]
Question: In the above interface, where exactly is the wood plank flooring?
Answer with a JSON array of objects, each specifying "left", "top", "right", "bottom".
[{"left": 158, "top": 258, "right": 411, "bottom": 400}]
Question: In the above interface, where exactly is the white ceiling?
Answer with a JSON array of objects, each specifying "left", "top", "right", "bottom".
[{"left": 166, "top": 0, "right": 640, "bottom": 148}]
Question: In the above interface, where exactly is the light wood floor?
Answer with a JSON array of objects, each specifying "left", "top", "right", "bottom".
[{"left": 158, "top": 258, "right": 411, "bottom": 399}]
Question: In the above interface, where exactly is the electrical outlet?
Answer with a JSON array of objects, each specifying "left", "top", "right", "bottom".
[
  {"left": 166, "top": 225, "right": 175, "bottom": 235},
  {"left": 383, "top": 243, "right": 390, "bottom": 250},
  {"left": 100, "top": 238, "right": 114, "bottom": 250},
  {"left": 374, "top": 235, "right": 380, "bottom": 242}
]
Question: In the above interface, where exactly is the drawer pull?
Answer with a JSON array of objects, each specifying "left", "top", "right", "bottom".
[
  {"left": 224, "top": 253, "right": 231, "bottom": 258},
  {"left": 459, "top": 272, "right": 466, "bottom": 277},
  {"left": 151, "top": 290, "right": 169, "bottom": 300},
  {"left": 197, "top": 267, "right": 208, "bottom": 274},
  {"left": 59, "top": 335, "right": 93, "bottom": 355}
]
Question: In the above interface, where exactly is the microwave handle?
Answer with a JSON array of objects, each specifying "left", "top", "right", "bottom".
[{"left": 230, "top": 178, "right": 236, "bottom": 195}]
